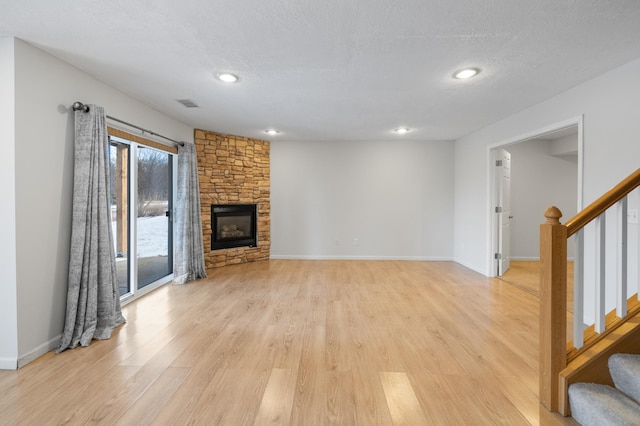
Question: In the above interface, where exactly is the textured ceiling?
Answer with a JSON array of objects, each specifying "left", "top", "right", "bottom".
[{"left": 2, "top": 0, "right": 640, "bottom": 141}]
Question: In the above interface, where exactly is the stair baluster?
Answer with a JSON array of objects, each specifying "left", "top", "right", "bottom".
[{"left": 540, "top": 168, "right": 640, "bottom": 417}]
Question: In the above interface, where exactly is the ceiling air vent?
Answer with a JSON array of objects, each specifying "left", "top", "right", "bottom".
[{"left": 177, "top": 99, "right": 199, "bottom": 108}]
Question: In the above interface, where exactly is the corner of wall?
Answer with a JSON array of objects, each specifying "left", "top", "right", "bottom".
[{"left": 0, "top": 36, "right": 19, "bottom": 370}]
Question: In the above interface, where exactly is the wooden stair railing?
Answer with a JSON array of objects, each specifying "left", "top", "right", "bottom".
[
  {"left": 540, "top": 168, "right": 640, "bottom": 414},
  {"left": 540, "top": 206, "right": 567, "bottom": 413}
]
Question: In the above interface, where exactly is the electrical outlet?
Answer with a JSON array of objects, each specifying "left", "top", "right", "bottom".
[
  {"left": 628, "top": 209, "right": 638, "bottom": 224},
  {"left": 353, "top": 238, "right": 359, "bottom": 246},
  {"left": 335, "top": 240, "right": 340, "bottom": 246}
]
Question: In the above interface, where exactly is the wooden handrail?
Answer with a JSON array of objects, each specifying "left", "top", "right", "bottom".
[
  {"left": 566, "top": 168, "right": 640, "bottom": 236},
  {"left": 541, "top": 167, "right": 640, "bottom": 414}
]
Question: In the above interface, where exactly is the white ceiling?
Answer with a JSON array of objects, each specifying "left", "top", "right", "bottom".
[{"left": 2, "top": 0, "right": 640, "bottom": 141}]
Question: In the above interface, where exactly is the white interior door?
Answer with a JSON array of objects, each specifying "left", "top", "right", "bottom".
[{"left": 496, "top": 149, "right": 512, "bottom": 276}]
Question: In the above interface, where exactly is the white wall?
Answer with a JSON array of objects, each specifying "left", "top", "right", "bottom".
[
  {"left": 551, "top": 133, "right": 579, "bottom": 157},
  {"left": 454, "top": 56, "right": 640, "bottom": 276},
  {"left": 0, "top": 37, "right": 19, "bottom": 369},
  {"left": 507, "top": 139, "right": 578, "bottom": 260},
  {"left": 271, "top": 139, "right": 454, "bottom": 260},
  {"left": 9, "top": 38, "right": 193, "bottom": 367}
]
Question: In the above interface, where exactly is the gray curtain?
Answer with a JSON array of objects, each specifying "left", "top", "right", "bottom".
[
  {"left": 174, "top": 142, "right": 207, "bottom": 284},
  {"left": 57, "top": 105, "right": 125, "bottom": 353}
]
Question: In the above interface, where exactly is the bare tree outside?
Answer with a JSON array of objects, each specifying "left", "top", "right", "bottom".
[{"left": 137, "top": 147, "right": 169, "bottom": 217}]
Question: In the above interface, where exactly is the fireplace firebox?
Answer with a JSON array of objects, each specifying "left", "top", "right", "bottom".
[{"left": 211, "top": 204, "right": 257, "bottom": 250}]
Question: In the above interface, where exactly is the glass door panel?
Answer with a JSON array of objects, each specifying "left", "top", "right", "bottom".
[
  {"left": 109, "top": 141, "right": 130, "bottom": 297},
  {"left": 136, "top": 146, "right": 173, "bottom": 288}
]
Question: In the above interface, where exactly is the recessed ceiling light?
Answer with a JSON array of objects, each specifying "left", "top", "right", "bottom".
[
  {"left": 217, "top": 73, "right": 239, "bottom": 83},
  {"left": 453, "top": 68, "right": 480, "bottom": 79},
  {"left": 394, "top": 128, "right": 410, "bottom": 134},
  {"left": 265, "top": 129, "right": 280, "bottom": 135}
]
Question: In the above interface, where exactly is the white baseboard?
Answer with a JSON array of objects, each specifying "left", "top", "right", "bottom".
[
  {"left": 269, "top": 255, "right": 454, "bottom": 261},
  {"left": 17, "top": 334, "right": 60, "bottom": 368},
  {"left": 0, "top": 357, "right": 17, "bottom": 370},
  {"left": 510, "top": 257, "right": 575, "bottom": 261},
  {"left": 452, "top": 258, "right": 487, "bottom": 276}
]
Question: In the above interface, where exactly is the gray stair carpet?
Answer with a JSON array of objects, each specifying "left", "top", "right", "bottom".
[
  {"left": 568, "top": 382, "right": 640, "bottom": 426},
  {"left": 610, "top": 353, "right": 640, "bottom": 404}
]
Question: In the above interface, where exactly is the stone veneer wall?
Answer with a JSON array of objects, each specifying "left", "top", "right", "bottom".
[{"left": 194, "top": 129, "right": 270, "bottom": 269}]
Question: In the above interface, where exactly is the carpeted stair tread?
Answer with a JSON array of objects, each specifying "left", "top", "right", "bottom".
[
  {"left": 609, "top": 353, "right": 640, "bottom": 405},
  {"left": 568, "top": 382, "right": 640, "bottom": 426}
]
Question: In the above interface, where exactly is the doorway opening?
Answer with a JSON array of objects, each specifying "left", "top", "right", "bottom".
[{"left": 488, "top": 117, "right": 583, "bottom": 277}]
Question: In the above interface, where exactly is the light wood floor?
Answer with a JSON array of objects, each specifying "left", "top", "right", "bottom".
[
  {"left": 499, "top": 260, "right": 575, "bottom": 341},
  {"left": 498, "top": 260, "right": 574, "bottom": 307},
  {"left": 0, "top": 260, "right": 577, "bottom": 425}
]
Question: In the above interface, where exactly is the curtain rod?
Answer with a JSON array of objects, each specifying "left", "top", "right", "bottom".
[{"left": 71, "top": 101, "right": 185, "bottom": 147}]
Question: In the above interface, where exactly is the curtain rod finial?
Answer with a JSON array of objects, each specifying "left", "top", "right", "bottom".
[{"left": 72, "top": 102, "right": 90, "bottom": 113}]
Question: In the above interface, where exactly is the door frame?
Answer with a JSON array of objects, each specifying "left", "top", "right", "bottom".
[{"left": 486, "top": 116, "right": 584, "bottom": 277}]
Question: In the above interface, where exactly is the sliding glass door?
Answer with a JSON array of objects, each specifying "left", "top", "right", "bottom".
[
  {"left": 136, "top": 146, "right": 173, "bottom": 289},
  {"left": 109, "top": 136, "right": 174, "bottom": 301},
  {"left": 110, "top": 140, "right": 130, "bottom": 297}
]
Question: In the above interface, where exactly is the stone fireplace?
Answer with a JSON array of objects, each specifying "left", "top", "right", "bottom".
[{"left": 195, "top": 130, "right": 270, "bottom": 268}]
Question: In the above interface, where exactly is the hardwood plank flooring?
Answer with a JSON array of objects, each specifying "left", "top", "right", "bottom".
[
  {"left": 0, "top": 260, "right": 577, "bottom": 425},
  {"left": 498, "top": 260, "right": 574, "bottom": 312},
  {"left": 498, "top": 260, "right": 575, "bottom": 341}
]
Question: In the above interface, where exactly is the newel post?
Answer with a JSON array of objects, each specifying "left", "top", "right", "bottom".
[{"left": 540, "top": 206, "right": 567, "bottom": 412}]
